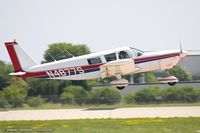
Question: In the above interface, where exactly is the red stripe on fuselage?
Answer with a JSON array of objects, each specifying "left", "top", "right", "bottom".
[
  {"left": 135, "top": 53, "right": 180, "bottom": 63},
  {"left": 20, "top": 52, "right": 180, "bottom": 78},
  {"left": 5, "top": 42, "right": 22, "bottom": 72},
  {"left": 21, "top": 63, "right": 104, "bottom": 78}
]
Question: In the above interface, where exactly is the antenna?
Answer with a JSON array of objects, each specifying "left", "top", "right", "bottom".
[
  {"left": 179, "top": 40, "right": 183, "bottom": 54},
  {"left": 179, "top": 40, "right": 186, "bottom": 70},
  {"left": 46, "top": 51, "right": 56, "bottom": 62},
  {"left": 13, "top": 38, "right": 17, "bottom": 44},
  {"left": 64, "top": 49, "right": 74, "bottom": 58}
]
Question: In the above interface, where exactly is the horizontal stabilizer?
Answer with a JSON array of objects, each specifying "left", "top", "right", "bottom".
[{"left": 9, "top": 72, "right": 26, "bottom": 76}]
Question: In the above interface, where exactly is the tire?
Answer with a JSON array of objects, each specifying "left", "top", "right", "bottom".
[
  {"left": 116, "top": 86, "right": 125, "bottom": 90},
  {"left": 168, "top": 82, "right": 177, "bottom": 86}
]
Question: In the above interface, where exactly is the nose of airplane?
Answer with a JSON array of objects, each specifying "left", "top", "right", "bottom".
[{"left": 179, "top": 50, "right": 188, "bottom": 58}]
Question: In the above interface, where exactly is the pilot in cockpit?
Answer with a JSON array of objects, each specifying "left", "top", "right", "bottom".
[{"left": 118, "top": 51, "right": 130, "bottom": 59}]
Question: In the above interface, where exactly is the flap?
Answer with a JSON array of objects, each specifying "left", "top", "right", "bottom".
[
  {"left": 100, "top": 59, "right": 140, "bottom": 78},
  {"left": 101, "top": 59, "right": 133, "bottom": 67}
]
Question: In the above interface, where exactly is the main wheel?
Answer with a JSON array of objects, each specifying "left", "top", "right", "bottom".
[
  {"left": 168, "top": 82, "right": 177, "bottom": 86},
  {"left": 116, "top": 86, "right": 126, "bottom": 90}
]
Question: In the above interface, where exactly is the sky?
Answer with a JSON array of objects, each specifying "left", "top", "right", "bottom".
[{"left": 1, "top": 0, "right": 200, "bottom": 63}]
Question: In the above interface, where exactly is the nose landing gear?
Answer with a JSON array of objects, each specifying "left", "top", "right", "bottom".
[
  {"left": 167, "top": 82, "right": 177, "bottom": 86},
  {"left": 157, "top": 70, "right": 179, "bottom": 86}
]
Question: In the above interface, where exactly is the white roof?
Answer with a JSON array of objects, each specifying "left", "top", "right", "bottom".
[{"left": 35, "top": 47, "right": 132, "bottom": 67}]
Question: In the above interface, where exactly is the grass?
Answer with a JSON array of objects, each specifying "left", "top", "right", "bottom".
[
  {"left": 0, "top": 117, "right": 200, "bottom": 133},
  {"left": 8, "top": 102, "right": 200, "bottom": 110}
]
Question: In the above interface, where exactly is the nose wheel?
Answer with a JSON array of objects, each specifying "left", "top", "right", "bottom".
[
  {"left": 168, "top": 82, "right": 177, "bottom": 86},
  {"left": 157, "top": 70, "right": 179, "bottom": 86}
]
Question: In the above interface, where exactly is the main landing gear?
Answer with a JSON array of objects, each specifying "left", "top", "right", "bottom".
[{"left": 109, "top": 74, "right": 128, "bottom": 90}]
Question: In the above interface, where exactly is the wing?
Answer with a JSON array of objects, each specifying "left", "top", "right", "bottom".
[{"left": 100, "top": 59, "right": 140, "bottom": 78}]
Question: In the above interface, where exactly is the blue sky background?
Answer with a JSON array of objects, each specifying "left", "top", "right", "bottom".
[{"left": 1, "top": 0, "right": 200, "bottom": 63}]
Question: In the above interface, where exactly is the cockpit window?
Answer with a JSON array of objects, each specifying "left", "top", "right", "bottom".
[
  {"left": 105, "top": 53, "right": 116, "bottom": 62},
  {"left": 130, "top": 47, "right": 144, "bottom": 57},
  {"left": 118, "top": 51, "right": 130, "bottom": 59}
]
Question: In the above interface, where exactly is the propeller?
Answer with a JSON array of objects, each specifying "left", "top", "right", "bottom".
[
  {"left": 179, "top": 40, "right": 188, "bottom": 58},
  {"left": 180, "top": 40, "right": 183, "bottom": 54},
  {"left": 179, "top": 41, "right": 187, "bottom": 70}
]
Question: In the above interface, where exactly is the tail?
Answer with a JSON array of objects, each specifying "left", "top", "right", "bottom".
[{"left": 5, "top": 39, "right": 38, "bottom": 72}]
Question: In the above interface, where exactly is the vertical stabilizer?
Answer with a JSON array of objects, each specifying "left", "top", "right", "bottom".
[{"left": 5, "top": 40, "right": 38, "bottom": 72}]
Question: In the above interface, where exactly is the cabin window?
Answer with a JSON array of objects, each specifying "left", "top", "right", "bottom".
[
  {"left": 118, "top": 51, "right": 130, "bottom": 59},
  {"left": 87, "top": 57, "right": 102, "bottom": 65},
  {"left": 105, "top": 53, "right": 116, "bottom": 62}
]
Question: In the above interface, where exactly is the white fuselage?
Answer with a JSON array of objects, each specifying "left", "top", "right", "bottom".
[{"left": 22, "top": 47, "right": 184, "bottom": 80}]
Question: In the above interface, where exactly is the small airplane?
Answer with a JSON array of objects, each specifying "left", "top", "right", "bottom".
[{"left": 4, "top": 40, "right": 188, "bottom": 90}]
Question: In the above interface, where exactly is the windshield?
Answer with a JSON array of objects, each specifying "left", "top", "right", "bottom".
[
  {"left": 118, "top": 51, "right": 131, "bottom": 59},
  {"left": 130, "top": 47, "right": 144, "bottom": 57}
]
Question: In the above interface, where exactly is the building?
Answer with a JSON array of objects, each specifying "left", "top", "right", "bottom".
[{"left": 178, "top": 50, "right": 200, "bottom": 79}]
